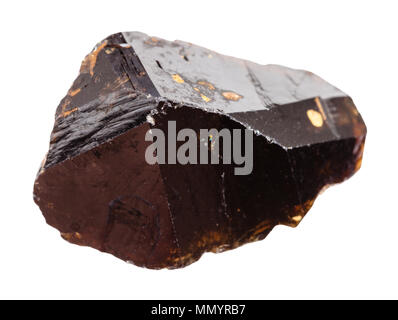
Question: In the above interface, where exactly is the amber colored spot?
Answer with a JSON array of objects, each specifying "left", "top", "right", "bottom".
[
  {"left": 69, "top": 88, "right": 81, "bottom": 97},
  {"left": 307, "top": 109, "right": 324, "bottom": 127},
  {"left": 61, "top": 232, "right": 82, "bottom": 241},
  {"left": 61, "top": 233, "right": 71, "bottom": 240},
  {"left": 194, "top": 231, "right": 227, "bottom": 252},
  {"left": 222, "top": 91, "right": 242, "bottom": 101},
  {"left": 172, "top": 74, "right": 185, "bottom": 84},
  {"left": 355, "top": 156, "right": 363, "bottom": 172},
  {"left": 103, "top": 76, "right": 130, "bottom": 92},
  {"left": 354, "top": 142, "right": 365, "bottom": 173},
  {"left": 61, "top": 107, "right": 78, "bottom": 118},
  {"left": 200, "top": 94, "right": 211, "bottom": 102},
  {"left": 105, "top": 48, "right": 115, "bottom": 54},
  {"left": 291, "top": 215, "right": 303, "bottom": 223},
  {"left": 112, "top": 76, "right": 130, "bottom": 89},
  {"left": 193, "top": 87, "right": 200, "bottom": 92},
  {"left": 59, "top": 99, "right": 71, "bottom": 113},
  {"left": 85, "top": 40, "right": 108, "bottom": 76},
  {"left": 170, "top": 253, "right": 194, "bottom": 264},
  {"left": 285, "top": 199, "right": 315, "bottom": 227},
  {"left": 145, "top": 37, "right": 160, "bottom": 45},
  {"left": 197, "top": 81, "right": 215, "bottom": 90}
]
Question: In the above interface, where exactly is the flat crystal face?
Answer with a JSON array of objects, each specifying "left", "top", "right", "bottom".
[{"left": 123, "top": 31, "right": 346, "bottom": 113}]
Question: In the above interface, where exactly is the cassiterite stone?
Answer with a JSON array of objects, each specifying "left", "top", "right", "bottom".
[{"left": 33, "top": 32, "right": 366, "bottom": 269}]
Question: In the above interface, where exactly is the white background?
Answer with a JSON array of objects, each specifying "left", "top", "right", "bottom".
[{"left": 0, "top": 0, "right": 397, "bottom": 299}]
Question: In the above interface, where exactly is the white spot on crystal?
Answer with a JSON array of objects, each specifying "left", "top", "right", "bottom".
[
  {"left": 146, "top": 114, "right": 155, "bottom": 125},
  {"left": 291, "top": 215, "right": 302, "bottom": 223}
]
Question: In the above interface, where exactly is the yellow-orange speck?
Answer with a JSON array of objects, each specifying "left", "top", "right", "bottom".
[
  {"left": 291, "top": 215, "right": 303, "bottom": 223},
  {"left": 307, "top": 109, "right": 323, "bottom": 127},
  {"left": 88, "top": 41, "right": 108, "bottom": 76},
  {"left": 222, "top": 91, "right": 242, "bottom": 101},
  {"left": 172, "top": 74, "right": 185, "bottom": 84},
  {"left": 62, "top": 107, "right": 78, "bottom": 118},
  {"left": 69, "top": 88, "right": 81, "bottom": 97},
  {"left": 200, "top": 94, "right": 211, "bottom": 102},
  {"left": 197, "top": 81, "right": 215, "bottom": 90}
]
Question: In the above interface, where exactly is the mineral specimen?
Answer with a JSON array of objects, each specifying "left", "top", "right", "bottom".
[{"left": 33, "top": 32, "right": 366, "bottom": 269}]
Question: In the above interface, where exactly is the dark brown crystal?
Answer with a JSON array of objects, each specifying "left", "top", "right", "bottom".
[{"left": 33, "top": 32, "right": 366, "bottom": 269}]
